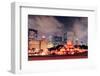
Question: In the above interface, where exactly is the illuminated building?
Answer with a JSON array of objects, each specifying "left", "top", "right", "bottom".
[
  {"left": 28, "top": 40, "right": 40, "bottom": 50},
  {"left": 40, "top": 36, "right": 49, "bottom": 51}
]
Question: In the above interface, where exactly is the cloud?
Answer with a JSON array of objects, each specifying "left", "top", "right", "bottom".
[
  {"left": 28, "top": 15, "right": 88, "bottom": 44},
  {"left": 73, "top": 18, "right": 88, "bottom": 44},
  {"left": 28, "top": 16, "right": 64, "bottom": 38}
]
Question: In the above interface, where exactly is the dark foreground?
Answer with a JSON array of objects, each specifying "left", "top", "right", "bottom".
[{"left": 28, "top": 51, "right": 88, "bottom": 61}]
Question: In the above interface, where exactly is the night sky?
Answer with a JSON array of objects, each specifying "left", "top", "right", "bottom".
[{"left": 28, "top": 15, "right": 88, "bottom": 45}]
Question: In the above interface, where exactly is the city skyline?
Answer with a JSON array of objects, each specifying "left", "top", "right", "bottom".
[{"left": 28, "top": 15, "right": 88, "bottom": 45}]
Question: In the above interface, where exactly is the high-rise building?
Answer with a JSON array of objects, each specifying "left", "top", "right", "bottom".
[
  {"left": 28, "top": 29, "right": 38, "bottom": 40},
  {"left": 40, "top": 36, "right": 48, "bottom": 50},
  {"left": 63, "top": 32, "right": 67, "bottom": 43},
  {"left": 52, "top": 36, "right": 63, "bottom": 46},
  {"left": 28, "top": 40, "right": 40, "bottom": 50}
]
